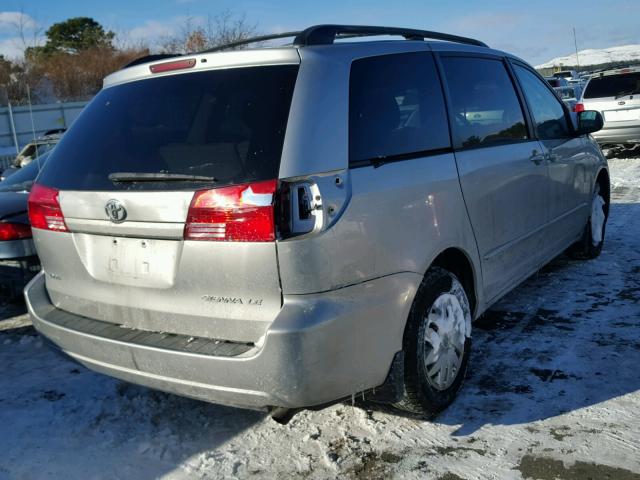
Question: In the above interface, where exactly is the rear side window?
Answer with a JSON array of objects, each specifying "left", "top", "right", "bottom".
[
  {"left": 584, "top": 71, "right": 640, "bottom": 99},
  {"left": 349, "top": 52, "right": 450, "bottom": 164},
  {"left": 513, "top": 65, "right": 571, "bottom": 140},
  {"left": 38, "top": 65, "right": 299, "bottom": 191},
  {"left": 441, "top": 57, "right": 528, "bottom": 149}
]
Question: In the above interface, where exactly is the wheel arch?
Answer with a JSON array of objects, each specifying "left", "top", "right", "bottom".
[
  {"left": 429, "top": 247, "right": 479, "bottom": 318},
  {"left": 595, "top": 167, "right": 610, "bottom": 217}
]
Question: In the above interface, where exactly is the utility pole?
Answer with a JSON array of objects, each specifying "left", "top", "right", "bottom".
[{"left": 573, "top": 27, "right": 580, "bottom": 72}]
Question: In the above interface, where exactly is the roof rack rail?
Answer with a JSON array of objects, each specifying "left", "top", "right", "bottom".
[
  {"left": 199, "top": 24, "right": 488, "bottom": 53},
  {"left": 124, "top": 53, "right": 182, "bottom": 69},
  {"left": 201, "top": 31, "right": 302, "bottom": 53},
  {"left": 293, "top": 25, "right": 488, "bottom": 48}
]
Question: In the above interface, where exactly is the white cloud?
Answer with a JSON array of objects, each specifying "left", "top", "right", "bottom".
[
  {"left": 0, "top": 11, "right": 38, "bottom": 34},
  {"left": 0, "top": 12, "right": 41, "bottom": 59},
  {"left": 0, "top": 37, "right": 23, "bottom": 59},
  {"left": 127, "top": 20, "right": 178, "bottom": 42},
  {"left": 0, "top": 34, "right": 44, "bottom": 60}
]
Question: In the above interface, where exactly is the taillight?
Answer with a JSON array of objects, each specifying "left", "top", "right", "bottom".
[
  {"left": 0, "top": 222, "right": 32, "bottom": 241},
  {"left": 28, "top": 183, "right": 68, "bottom": 232},
  {"left": 574, "top": 103, "right": 585, "bottom": 113},
  {"left": 184, "top": 180, "right": 276, "bottom": 242}
]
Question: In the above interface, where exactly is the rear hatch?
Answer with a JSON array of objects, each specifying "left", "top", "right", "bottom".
[
  {"left": 582, "top": 69, "right": 640, "bottom": 130},
  {"left": 30, "top": 56, "right": 299, "bottom": 343}
]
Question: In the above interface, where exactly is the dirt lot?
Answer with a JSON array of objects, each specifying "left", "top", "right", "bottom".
[{"left": 1, "top": 158, "right": 639, "bottom": 480}]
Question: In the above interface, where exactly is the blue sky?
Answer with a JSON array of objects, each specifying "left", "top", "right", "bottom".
[{"left": 1, "top": 0, "right": 639, "bottom": 65}]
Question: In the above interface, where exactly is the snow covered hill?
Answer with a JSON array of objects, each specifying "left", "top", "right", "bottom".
[{"left": 536, "top": 44, "right": 640, "bottom": 69}]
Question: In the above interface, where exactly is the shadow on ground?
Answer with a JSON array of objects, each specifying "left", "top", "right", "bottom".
[
  {"left": 433, "top": 201, "right": 640, "bottom": 435},
  {"left": 0, "top": 320, "right": 263, "bottom": 480}
]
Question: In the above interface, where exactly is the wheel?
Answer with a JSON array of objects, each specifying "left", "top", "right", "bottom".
[
  {"left": 568, "top": 184, "right": 607, "bottom": 260},
  {"left": 394, "top": 267, "right": 472, "bottom": 416}
]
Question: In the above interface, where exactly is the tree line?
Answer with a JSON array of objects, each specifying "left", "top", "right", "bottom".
[{"left": 0, "top": 13, "right": 256, "bottom": 106}]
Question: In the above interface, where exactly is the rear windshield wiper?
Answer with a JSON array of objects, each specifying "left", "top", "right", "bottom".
[
  {"left": 109, "top": 172, "right": 218, "bottom": 183},
  {"left": 614, "top": 89, "right": 639, "bottom": 100}
]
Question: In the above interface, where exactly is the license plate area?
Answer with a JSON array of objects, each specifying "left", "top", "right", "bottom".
[
  {"left": 604, "top": 108, "right": 640, "bottom": 122},
  {"left": 72, "top": 233, "right": 182, "bottom": 288}
]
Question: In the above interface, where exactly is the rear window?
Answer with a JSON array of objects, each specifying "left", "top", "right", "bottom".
[
  {"left": 584, "top": 72, "right": 640, "bottom": 99},
  {"left": 349, "top": 52, "right": 450, "bottom": 164},
  {"left": 38, "top": 65, "right": 299, "bottom": 191},
  {"left": 555, "top": 87, "right": 577, "bottom": 100}
]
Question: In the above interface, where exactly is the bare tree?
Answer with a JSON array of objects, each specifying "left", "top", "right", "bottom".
[
  {"left": 2, "top": 10, "right": 44, "bottom": 104},
  {"left": 160, "top": 11, "right": 258, "bottom": 54},
  {"left": 33, "top": 47, "right": 146, "bottom": 101},
  {"left": 10, "top": 9, "right": 44, "bottom": 55}
]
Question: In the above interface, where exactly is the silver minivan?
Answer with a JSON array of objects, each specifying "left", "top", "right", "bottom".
[{"left": 24, "top": 25, "right": 609, "bottom": 421}]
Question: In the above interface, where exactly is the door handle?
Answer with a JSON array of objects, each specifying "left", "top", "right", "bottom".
[
  {"left": 547, "top": 153, "right": 561, "bottom": 163},
  {"left": 530, "top": 149, "right": 546, "bottom": 165}
]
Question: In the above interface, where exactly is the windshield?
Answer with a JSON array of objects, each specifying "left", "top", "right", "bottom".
[
  {"left": 555, "top": 87, "right": 577, "bottom": 100},
  {"left": 554, "top": 71, "right": 573, "bottom": 79},
  {"left": 35, "top": 142, "right": 56, "bottom": 157},
  {"left": 584, "top": 72, "right": 640, "bottom": 99},
  {"left": 37, "top": 65, "right": 299, "bottom": 191},
  {"left": 0, "top": 152, "right": 49, "bottom": 192}
]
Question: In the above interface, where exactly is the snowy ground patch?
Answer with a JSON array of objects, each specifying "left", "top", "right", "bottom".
[{"left": 1, "top": 158, "right": 639, "bottom": 479}]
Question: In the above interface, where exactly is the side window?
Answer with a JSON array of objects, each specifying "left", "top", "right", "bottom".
[
  {"left": 513, "top": 64, "right": 571, "bottom": 140},
  {"left": 349, "top": 52, "right": 450, "bottom": 164},
  {"left": 441, "top": 56, "right": 528, "bottom": 149}
]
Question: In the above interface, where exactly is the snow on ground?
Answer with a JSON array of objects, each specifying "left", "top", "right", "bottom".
[
  {"left": 1, "top": 158, "right": 640, "bottom": 480},
  {"left": 535, "top": 44, "right": 640, "bottom": 69}
]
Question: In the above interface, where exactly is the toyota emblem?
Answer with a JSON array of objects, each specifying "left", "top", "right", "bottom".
[{"left": 105, "top": 199, "right": 127, "bottom": 223}]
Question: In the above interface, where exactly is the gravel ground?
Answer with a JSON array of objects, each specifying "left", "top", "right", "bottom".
[{"left": 1, "top": 157, "right": 639, "bottom": 480}]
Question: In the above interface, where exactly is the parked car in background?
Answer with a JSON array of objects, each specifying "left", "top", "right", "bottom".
[
  {"left": 555, "top": 85, "right": 583, "bottom": 112},
  {"left": 24, "top": 25, "right": 609, "bottom": 422},
  {"left": 553, "top": 69, "right": 578, "bottom": 80},
  {"left": 0, "top": 152, "right": 49, "bottom": 297},
  {"left": 577, "top": 66, "right": 640, "bottom": 150},
  {"left": 545, "top": 76, "right": 569, "bottom": 88},
  {"left": 1, "top": 129, "right": 64, "bottom": 181}
]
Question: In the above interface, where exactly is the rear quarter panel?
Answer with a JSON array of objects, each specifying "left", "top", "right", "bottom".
[{"left": 277, "top": 154, "right": 483, "bottom": 313}]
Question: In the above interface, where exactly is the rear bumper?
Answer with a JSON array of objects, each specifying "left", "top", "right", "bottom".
[
  {"left": 592, "top": 125, "right": 640, "bottom": 145},
  {"left": 25, "top": 271, "right": 420, "bottom": 410}
]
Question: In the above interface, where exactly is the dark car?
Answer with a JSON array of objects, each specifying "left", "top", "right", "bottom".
[
  {"left": 0, "top": 153, "right": 49, "bottom": 297},
  {"left": 0, "top": 129, "right": 63, "bottom": 181}
]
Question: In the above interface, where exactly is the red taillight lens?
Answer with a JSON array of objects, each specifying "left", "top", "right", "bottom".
[
  {"left": 149, "top": 58, "right": 196, "bottom": 74},
  {"left": 184, "top": 180, "right": 277, "bottom": 242},
  {"left": 574, "top": 103, "right": 585, "bottom": 113},
  {"left": 0, "top": 222, "right": 32, "bottom": 241},
  {"left": 28, "top": 183, "right": 68, "bottom": 232}
]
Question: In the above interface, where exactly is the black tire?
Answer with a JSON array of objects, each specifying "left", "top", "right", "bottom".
[
  {"left": 569, "top": 185, "right": 608, "bottom": 260},
  {"left": 394, "top": 267, "right": 472, "bottom": 416}
]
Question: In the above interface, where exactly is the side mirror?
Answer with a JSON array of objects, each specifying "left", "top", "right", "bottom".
[{"left": 575, "top": 110, "right": 603, "bottom": 135}]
